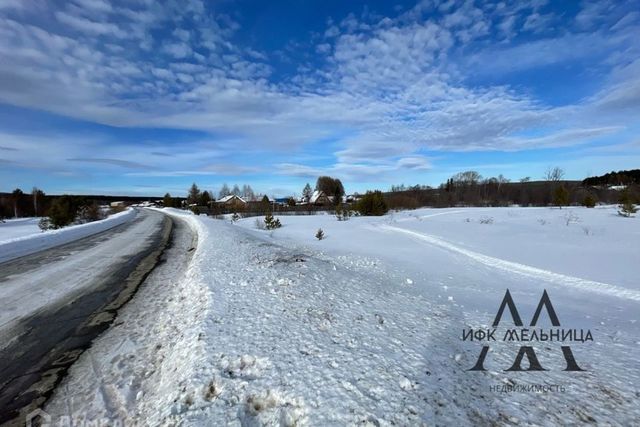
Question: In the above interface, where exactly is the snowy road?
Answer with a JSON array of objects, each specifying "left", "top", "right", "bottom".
[{"left": 0, "top": 209, "right": 172, "bottom": 425}]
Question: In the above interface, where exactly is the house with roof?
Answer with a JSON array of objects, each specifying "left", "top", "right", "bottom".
[
  {"left": 308, "top": 190, "right": 331, "bottom": 205},
  {"left": 215, "top": 194, "right": 247, "bottom": 210}
]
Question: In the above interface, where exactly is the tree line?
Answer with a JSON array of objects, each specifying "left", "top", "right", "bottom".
[
  {"left": 384, "top": 167, "right": 639, "bottom": 210},
  {"left": 0, "top": 189, "right": 121, "bottom": 229}
]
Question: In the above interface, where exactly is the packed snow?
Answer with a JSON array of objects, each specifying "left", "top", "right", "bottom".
[
  {"left": 0, "top": 208, "right": 135, "bottom": 263},
  {"left": 43, "top": 206, "right": 639, "bottom": 425},
  {"left": 0, "top": 210, "right": 162, "bottom": 352},
  {"left": 0, "top": 217, "right": 42, "bottom": 240}
]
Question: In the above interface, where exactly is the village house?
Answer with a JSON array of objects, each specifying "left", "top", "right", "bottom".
[
  {"left": 215, "top": 194, "right": 247, "bottom": 210},
  {"left": 308, "top": 190, "right": 331, "bottom": 205}
]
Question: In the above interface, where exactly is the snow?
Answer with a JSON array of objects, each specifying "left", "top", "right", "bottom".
[
  {"left": 217, "top": 194, "right": 246, "bottom": 204},
  {"left": 0, "top": 208, "right": 135, "bottom": 263},
  {"left": 44, "top": 206, "right": 640, "bottom": 425},
  {"left": 0, "top": 209, "right": 161, "bottom": 351},
  {"left": 0, "top": 217, "right": 42, "bottom": 240}
]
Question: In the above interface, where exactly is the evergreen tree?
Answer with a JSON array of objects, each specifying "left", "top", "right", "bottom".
[
  {"left": 619, "top": 201, "right": 637, "bottom": 217},
  {"left": 356, "top": 191, "right": 388, "bottom": 216},
  {"left": 163, "top": 193, "right": 173, "bottom": 208},
  {"left": 618, "top": 190, "right": 637, "bottom": 217},
  {"left": 261, "top": 195, "right": 271, "bottom": 214},
  {"left": 302, "top": 183, "right": 313, "bottom": 202},
  {"left": 187, "top": 183, "right": 201, "bottom": 205},
  {"left": 11, "top": 188, "right": 23, "bottom": 218},
  {"left": 264, "top": 212, "right": 281, "bottom": 229},
  {"left": 581, "top": 194, "right": 596, "bottom": 208},
  {"left": 199, "top": 190, "right": 212, "bottom": 206},
  {"left": 47, "top": 195, "right": 79, "bottom": 228},
  {"left": 553, "top": 185, "right": 570, "bottom": 208}
]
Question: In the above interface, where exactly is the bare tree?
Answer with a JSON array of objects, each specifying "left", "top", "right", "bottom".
[
  {"left": 242, "top": 184, "right": 255, "bottom": 201},
  {"left": 219, "top": 183, "right": 231, "bottom": 198},
  {"left": 544, "top": 166, "right": 565, "bottom": 182},
  {"left": 31, "top": 187, "right": 45, "bottom": 216},
  {"left": 496, "top": 174, "right": 509, "bottom": 192}
]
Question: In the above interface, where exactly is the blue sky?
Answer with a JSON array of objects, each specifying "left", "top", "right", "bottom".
[{"left": 0, "top": 0, "right": 639, "bottom": 198}]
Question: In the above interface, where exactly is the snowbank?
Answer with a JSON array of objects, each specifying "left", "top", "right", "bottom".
[
  {"left": 46, "top": 207, "right": 213, "bottom": 426},
  {"left": 0, "top": 217, "right": 42, "bottom": 241},
  {"left": 0, "top": 208, "right": 136, "bottom": 263}
]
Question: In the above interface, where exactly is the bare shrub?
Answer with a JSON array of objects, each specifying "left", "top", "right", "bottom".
[
  {"left": 479, "top": 216, "right": 494, "bottom": 224},
  {"left": 564, "top": 212, "right": 580, "bottom": 226}
]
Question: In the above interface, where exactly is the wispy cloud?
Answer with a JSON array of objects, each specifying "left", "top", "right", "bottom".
[
  {"left": 0, "top": 0, "right": 638, "bottom": 192},
  {"left": 67, "top": 158, "right": 155, "bottom": 170}
]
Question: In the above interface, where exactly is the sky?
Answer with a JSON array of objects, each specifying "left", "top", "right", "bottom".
[{"left": 0, "top": 0, "right": 639, "bottom": 198}]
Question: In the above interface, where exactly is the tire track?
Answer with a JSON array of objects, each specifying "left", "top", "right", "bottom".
[{"left": 379, "top": 224, "right": 640, "bottom": 302}]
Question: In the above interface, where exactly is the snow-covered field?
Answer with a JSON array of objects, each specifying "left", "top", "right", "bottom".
[
  {"left": 0, "top": 217, "right": 42, "bottom": 240},
  {"left": 45, "top": 206, "right": 639, "bottom": 425},
  {"left": 0, "top": 209, "right": 135, "bottom": 263}
]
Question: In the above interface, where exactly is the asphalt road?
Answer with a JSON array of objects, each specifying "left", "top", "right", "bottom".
[{"left": 0, "top": 209, "right": 172, "bottom": 425}]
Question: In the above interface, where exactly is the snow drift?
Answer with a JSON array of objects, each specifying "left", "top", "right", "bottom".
[{"left": 0, "top": 208, "right": 136, "bottom": 263}]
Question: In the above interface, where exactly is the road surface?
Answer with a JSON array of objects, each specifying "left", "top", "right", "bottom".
[{"left": 0, "top": 209, "right": 172, "bottom": 425}]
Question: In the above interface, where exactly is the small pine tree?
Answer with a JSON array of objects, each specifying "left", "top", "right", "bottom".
[
  {"left": 335, "top": 203, "right": 344, "bottom": 221},
  {"left": 163, "top": 193, "right": 173, "bottom": 208},
  {"left": 264, "top": 212, "right": 281, "bottom": 229},
  {"left": 356, "top": 191, "right": 388, "bottom": 216},
  {"left": 38, "top": 217, "right": 52, "bottom": 231},
  {"left": 315, "top": 228, "right": 324, "bottom": 240},
  {"left": 619, "top": 201, "right": 637, "bottom": 217},
  {"left": 581, "top": 194, "right": 596, "bottom": 208},
  {"left": 553, "top": 185, "right": 570, "bottom": 208},
  {"left": 335, "top": 205, "right": 351, "bottom": 221},
  {"left": 47, "top": 196, "right": 78, "bottom": 229},
  {"left": 618, "top": 190, "right": 637, "bottom": 217}
]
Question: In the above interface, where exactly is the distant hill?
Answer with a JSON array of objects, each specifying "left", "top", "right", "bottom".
[{"left": 582, "top": 169, "right": 640, "bottom": 186}]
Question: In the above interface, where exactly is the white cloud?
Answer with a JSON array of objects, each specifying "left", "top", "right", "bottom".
[
  {"left": 54, "top": 11, "right": 125, "bottom": 37},
  {"left": 0, "top": 0, "right": 638, "bottom": 184},
  {"left": 163, "top": 42, "right": 192, "bottom": 58}
]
